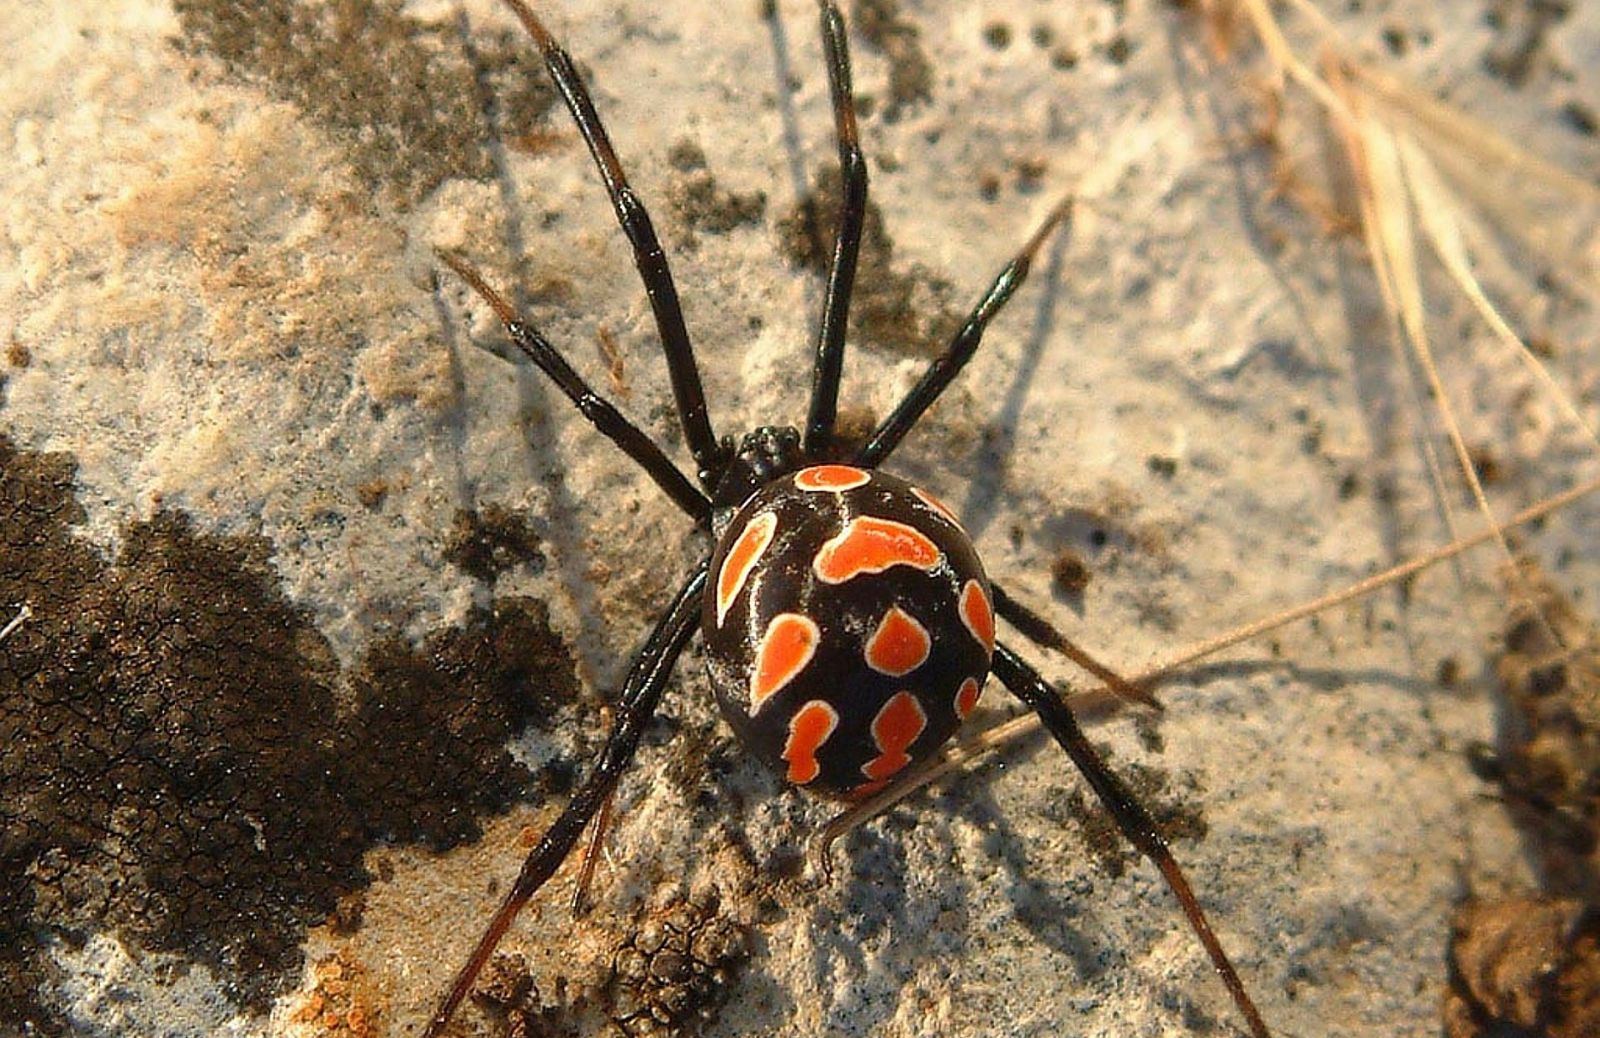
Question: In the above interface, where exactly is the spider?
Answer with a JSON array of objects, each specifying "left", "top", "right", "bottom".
[{"left": 427, "top": 2, "right": 1269, "bottom": 1035}]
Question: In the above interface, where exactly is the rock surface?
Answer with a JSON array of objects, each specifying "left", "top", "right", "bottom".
[{"left": 2, "top": 2, "right": 1598, "bottom": 1037}]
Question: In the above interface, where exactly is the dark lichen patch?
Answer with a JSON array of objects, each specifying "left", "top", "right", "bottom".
[
  {"left": 1102, "top": 33, "right": 1134, "bottom": 65},
  {"left": 664, "top": 139, "right": 768, "bottom": 249},
  {"left": 851, "top": 0, "right": 934, "bottom": 118},
  {"left": 355, "top": 477, "right": 389, "bottom": 510},
  {"left": 444, "top": 503, "right": 548, "bottom": 583},
  {"left": 1145, "top": 454, "right": 1178, "bottom": 479},
  {"left": 1134, "top": 713, "right": 1166, "bottom": 755},
  {"left": 660, "top": 722, "right": 724, "bottom": 804},
  {"left": 172, "top": 0, "right": 559, "bottom": 207},
  {"left": 982, "top": 21, "right": 1013, "bottom": 51},
  {"left": 0, "top": 440, "right": 103, "bottom": 1036},
  {"left": 348, "top": 594, "right": 578, "bottom": 851},
  {"left": 2, "top": 473, "right": 359, "bottom": 1022},
  {"left": 775, "top": 167, "right": 963, "bottom": 360},
  {"left": 465, "top": 888, "right": 749, "bottom": 1038},
  {"left": 0, "top": 435, "right": 578, "bottom": 1026},
  {"left": 607, "top": 890, "right": 748, "bottom": 1038}
]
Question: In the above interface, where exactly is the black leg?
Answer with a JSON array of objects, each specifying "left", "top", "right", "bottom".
[
  {"left": 499, "top": 0, "right": 729, "bottom": 488},
  {"left": 990, "top": 642, "right": 1271, "bottom": 1038},
  {"left": 991, "top": 583, "right": 1162, "bottom": 710},
  {"left": 802, "top": 0, "right": 868, "bottom": 458},
  {"left": 439, "top": 252, "right": 712, "bottom": 525},
  {"left": 855, "top": 196, "right": 1073, "bottom": 469},
  {"left": 422, "top": 561, "right": 708, "bottom": 1038}
]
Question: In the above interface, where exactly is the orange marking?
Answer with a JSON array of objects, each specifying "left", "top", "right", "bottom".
[
  {"left": 861, "top": 691, "right": 927, "bottom": 781},
  {"left": 912, "top": 486, "right": 962, "bottom": 527},
  {"left": 794, "top": 464, "right": 870, "bottom": 491},
  {"left": 959, "top": 580, "right": 995, "bottom": 653},
  {"left": 847, "top": 777, "right": 890, "bottom": 801},
  {"left": 749, "top": 613, "right": 820, "bottom": 716},
  {"left": 715, "top": 511, "right": 776, "bottom": 626},
  {"left": 954, "top": 676, "right": 983, "bottom": 719},
  {"left": 864, "top": 606, "right": 932, "bottom": 676},
  {"left": 782, "top": 700, "right": 838, "bottom": 785},
  {"left": 813, "top": 516, "right": 941, "bottom": 584}
]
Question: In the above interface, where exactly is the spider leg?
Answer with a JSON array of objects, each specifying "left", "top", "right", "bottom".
[
  {"left": 991, "top": 583, "right": 1162, "bottom": 710},
  {"left": 991, "top": 641, "right": 1271, "bottom": 1038},
  {"left": 439, "top": 251, "right": 712, "bottom": 526},
  {"left": 569, "top": 781, "right": 616, "bottom": 917},
  {"left": 422, "top": 561, "right": 708, "bottom": 1038},
  {"left": 855, "top": 195, "right": 1074, "bottom": 469},
  {"left": 807, "top": 753, "right": 950, "bottom": 882},
  {"left": 498, "top": 0, "right": 729, "bottom": 488},
  {"left": 802, "top": 0, "right": 868, "bottom": 458}
]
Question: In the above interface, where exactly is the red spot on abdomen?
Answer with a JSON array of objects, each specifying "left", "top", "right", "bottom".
[
  {"left": 782, "top": 700, "right": 839, "bottom": 784},
  {"left": 954, "top": 676, "right": 983, "bottom": 719},
  {"left": 813, "top": 516, "right": 941, "bottom": 584},
  {"left": 716, "top": 511, "right": 776, "bottom": 626},
  {"left": 864, "top": 606, "right": 932, "bottom": 676},
  {"left": 959, "top": 580, "right": 995, "bottom": 654},
  {"left": 749, "top": 613, "right": 820, "bottom": 716},
  {"left": 861, "top": 691, "right": 928, "bottom": 781},
  {"left": 794, "top": 464, "right": 870, "bottom": 491},
  {"left": 912, "top": 486, "right": 962, "bottom": 527},
  {"left": 846, "top": 777, "right": 890, "bottom": 801}
]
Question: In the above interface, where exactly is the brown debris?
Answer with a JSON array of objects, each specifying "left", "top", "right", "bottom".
[
  {"left": 1445, "top": 898, "right": 1600, "bottom": 1038},
  {"left": 1445, "top": 563, "right": 1600, "bottom": 1036},
  {"left": 1488, "top": 561, "right": 1600, "bottom": 902}
]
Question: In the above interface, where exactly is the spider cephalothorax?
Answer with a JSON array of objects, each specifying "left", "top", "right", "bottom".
[
  {"left": 708, "top": 425, "right": 806, "bottom": 521},
  {"left": 423, "top": 2, "right": 1272, "bottom": 1037}
]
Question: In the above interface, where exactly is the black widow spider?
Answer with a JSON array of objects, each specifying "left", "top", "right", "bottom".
[{"left": 428, "top": 2, "right": 1270, "bottom": 1036}]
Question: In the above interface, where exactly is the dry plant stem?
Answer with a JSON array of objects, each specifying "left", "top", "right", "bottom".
[
  {"left": 1280, "top": 0, "right": 1600, "bottom": 202},
  {"left": 811, "top": 474, "right": 1600, "bottom": 864},
  {"left": 1396, "top": 137, "right": 1600, "bottom": 451},
  {"left": 0, "top": 604, "right": 29, "bottom": 645},
  {"left": 1323, "top": 66, "right": 1464, "bottom": 560},
  {"left": 1234, "top": 0, "right": 1600, "bottom": 661},
  {"left": 992, "top": 586, "right": 1162, "bottom": 710},
  {"left": 1236, "top": 0, "right": 1348, "bottom": 117},
  {"left": 1351, "top": 60, "right": 1600, "bottom": 202},
  {"left": 1325, "top": 61, "right": 1518, "bottom": 599},
  {"left": 1223, "top": 1, "right": 1597, "bottom": 630}
]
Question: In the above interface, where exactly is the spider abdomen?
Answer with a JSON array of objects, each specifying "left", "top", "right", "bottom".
[{"left": 703, "top": 465, "right": 994, "bottom": 800}]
